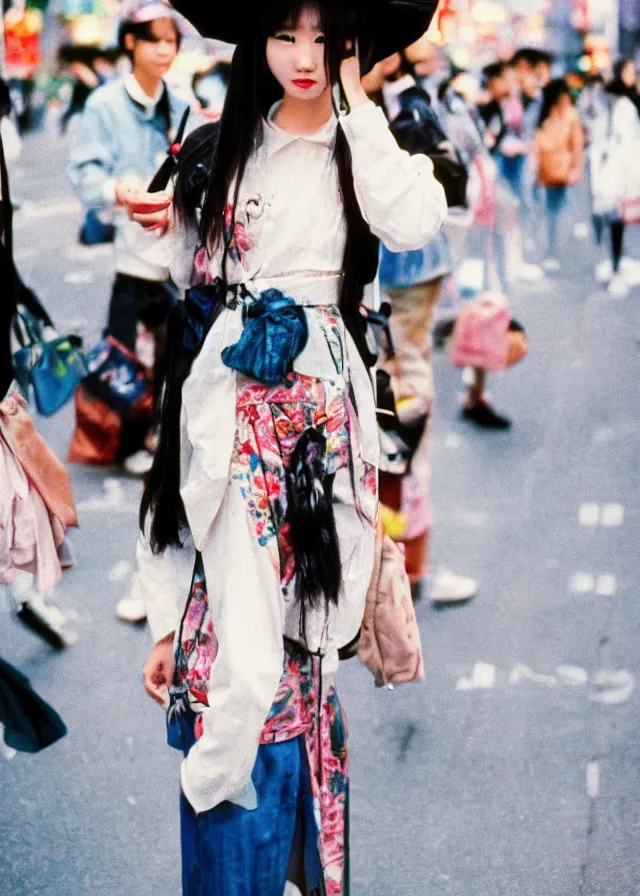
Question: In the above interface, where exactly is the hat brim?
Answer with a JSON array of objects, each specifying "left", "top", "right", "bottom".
[{"left": 170, "top": 0, "right": 437, "bottom": 69}]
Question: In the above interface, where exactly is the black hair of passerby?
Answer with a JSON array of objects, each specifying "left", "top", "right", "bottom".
[
  {"left": 511, "top": 47, "right": 553, "bottom": 69},
  {"left": 118, "top": 16, "right": 182, "bottom": 59},
  {"left": 607, "top": 58, "right": 640, "bottom": 115},
  {"left": 482, "top": 60, "right": 507, "bottom": 85},
  {"left": 538, "top": 77, "right": 574, "bottom": 127}
]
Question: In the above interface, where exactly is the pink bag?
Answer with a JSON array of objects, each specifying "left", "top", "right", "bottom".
[
  {"left": 621, "top": 195, "right": 640, "bottom": 226},
  {"left": 450, "top": 293, "right": 511, "bottom": 371},
  {"left": 358, "top": 521, "right": 424, "bottom": 688}
]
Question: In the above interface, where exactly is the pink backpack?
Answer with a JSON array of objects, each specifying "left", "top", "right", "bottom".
[{"left": 450, "top": 293, "right": 511, "bottom": 371}]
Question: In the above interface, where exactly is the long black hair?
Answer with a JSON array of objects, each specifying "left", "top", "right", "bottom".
[
  {"left": 607, "top": 58, "right": 640, "bottom": 115},
  {"left": 141, "top": 0, "right": 379, "bottom": 556},
  {"left": 538, "top": 77, "right": 573, "bottom": 128}
]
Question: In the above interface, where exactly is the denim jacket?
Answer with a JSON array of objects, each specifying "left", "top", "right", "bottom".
[{"left": 68, "top": 76, "right": 189, "bottom": 280}]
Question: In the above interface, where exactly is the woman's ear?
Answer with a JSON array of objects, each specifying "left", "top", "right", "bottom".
[{"left": 124, "top": 32, "right": 136, "bottom": 55}]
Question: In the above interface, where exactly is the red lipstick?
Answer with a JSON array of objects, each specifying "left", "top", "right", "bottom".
[{"left": 292, "top": 79, "right": 316, "bottom": 89}]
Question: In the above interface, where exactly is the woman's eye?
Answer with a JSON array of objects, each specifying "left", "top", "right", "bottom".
[
  {"left": 275, "top": 33, "right": 295, "bottom": 43},
  {"left": 314, "top": 35, "right": 325, "bottom": 44}
]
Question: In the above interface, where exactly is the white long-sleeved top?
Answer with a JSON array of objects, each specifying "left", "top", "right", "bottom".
[{"left": 138, "top": 100, "right": 446, "bottom": 815}]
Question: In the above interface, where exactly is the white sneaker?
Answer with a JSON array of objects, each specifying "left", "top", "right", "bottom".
[
  {"left": 116, "top": 595, "right": 147, "bottom": 623},
  {"left": 608, "top": 273, "right": 630, "bottom": 298},
  {"left": 542, "top": 257, "right": 561, "bottom": 272},
  {"left": 515, "top": 262, "right": 545, "bottom": 283},
  {"left": 573, "top": 221, "right": 589, "bottom": 239},
  {"left": 428, "top": 569, "right": 477, "bottom": 603},
  {"left": 620, "top": 256, "right": 640, "bottom": 286},
  {"left": 595, "top": 258, "right": 612, "bottom": 283},
  {"left": 123, "top": 449, "right": 154, "bottom": 476}
]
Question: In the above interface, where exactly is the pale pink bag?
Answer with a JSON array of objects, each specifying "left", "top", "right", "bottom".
[
  {"left": 358, "top": 521, "right": 425, "bottom": 688},
  {"left": 450, "top": 292, "right": 511, "bottom": 371}
]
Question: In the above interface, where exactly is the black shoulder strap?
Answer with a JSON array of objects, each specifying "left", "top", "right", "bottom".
[{"left": 147, "top": 105, "right": 191, "bottom": 193}]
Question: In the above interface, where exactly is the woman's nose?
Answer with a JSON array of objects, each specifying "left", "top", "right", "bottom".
[{"left": 294, "top": 41, "right": 316, "bottom": 72}]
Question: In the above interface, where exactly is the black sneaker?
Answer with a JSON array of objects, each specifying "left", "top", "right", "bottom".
[{"left": 462, "top": 401, "right": 511, "bottom": 430}]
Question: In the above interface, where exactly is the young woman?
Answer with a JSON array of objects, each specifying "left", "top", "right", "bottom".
[
  {"left": 128, "top": 1, "right": 444, "bottom": 892},
  {"left": 590, "top": 59, "right": 640, "bottom": 297},
  {"left": 534, "top": 78, "right": 584, "bottom": 269},
  {"left": 68, "top": 1, "right": 187, "bottom": 475}
]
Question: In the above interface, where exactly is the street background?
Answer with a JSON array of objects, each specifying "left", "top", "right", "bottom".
[{"left": 2, "top": 116, "right": 640, "bottom": 896}]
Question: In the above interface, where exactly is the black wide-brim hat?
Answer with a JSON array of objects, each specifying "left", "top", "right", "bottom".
[{"left": 170, "top": 0, "right": 438, "bottom": 68}]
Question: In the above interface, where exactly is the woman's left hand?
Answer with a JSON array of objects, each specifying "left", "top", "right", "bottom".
[{"left": 339, "top": 40, "right": 368, "bottom": 111}]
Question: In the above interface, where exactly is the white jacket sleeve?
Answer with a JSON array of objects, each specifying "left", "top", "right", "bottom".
[
  {"left": 136, "top": 527, "right": 196, "bottom": 644},
  {"left": 179, "top": 484, "right": 285, "bottom": 815},
  {"left": 339, "top": 101, "right": 447, "bottom": 252}
]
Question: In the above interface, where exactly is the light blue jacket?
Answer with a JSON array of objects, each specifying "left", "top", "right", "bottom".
[
  {"left": 68, "top": 77, "right": 188, "bottom": 209},
  {"left": 68, "top": 77, "right": 189, "bottom": 279},
  {"left": 379, "top": 229, "right": 453, "bottom": 290}
]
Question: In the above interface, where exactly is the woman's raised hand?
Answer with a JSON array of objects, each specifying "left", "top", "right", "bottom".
[
  {"left": 339, "top": 40, "right": 369, "bottom": 111},
  {"left": 121, "top": 189, "right": 174, "bottom": 236}
]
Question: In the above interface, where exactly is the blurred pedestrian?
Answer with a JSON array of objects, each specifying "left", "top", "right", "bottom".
[
  {"left": 59, "top": 44, "right": 119, "bottom": 245},
  {"left": 589, "top": 59, "right": 640, "bottom": 297},
  {"left": 479, "top": 61, "right": 543, "bottom": 283},
  {"left": 68, "top": 1, "right": 187, "bottom": 477},
  {"left": 374, "top": 49, "right": 477, "bottom": 601},
  {"left": 534, "top": 78, "right": 584, "bottom": 270},
  {"left": 130, "top": 0, "right": 445, "bottom": 890}
]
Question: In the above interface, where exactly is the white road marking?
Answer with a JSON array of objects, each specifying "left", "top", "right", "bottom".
[
  {"left": 109, "top": 561, "right": 133, "bottom": 582},
  {"left": 76, "top": 478, "right": 138, "bottom": 514},
  {"left": 15, "top": 197, "right": 81, "bottom": 221},
  {"left": 60, "top": 317, "right": 89, "bottom": 333},
  {"left": 472, "top": 662, "right": 496, "bottom": 688},
  {"left": 592, "top": 427, "right": 615, "bottom": 444},
  {"left": 63, "top": 243, "right": 113, "bottom": 262},
  {"left": 508, "top": 664, "right": 557, "bottom": 687},
  {"left": 63, "top": 270, "right": 95, "bottom": 285},
  {"left": 589, "top": 670, "right": 635, "bottom": 705},
  {"left": 457, "top": 662, "right": 496, "bottom": 691},
  {"left": 586, "top": 761, "right": 600, "bottom": 798},
  {"left": 444, "top": 433, "right": 463, "bottom": 449},
  {"left": 570, "top": 573, "right": 595, "bottom": 593},
  {"left": 595, "top": 574, "right": 617, "bottom": 596},
  {"left": 556, "top": 666, "right": 589, "bottom": 686},
  {"left": 454, "top": 509, "right": 490, "bottom": 527},
  {"left": 126, "top": 796, "right": 137, "bottom": 806},
  {"left": 457, "top": 664, "right": 634, "bottom": 704},
  {"left": 579, "top": 503, "right": 600, "bottom": 526},
  {"left": 601, "top": 504, "right": 624, "bottom": 527}
]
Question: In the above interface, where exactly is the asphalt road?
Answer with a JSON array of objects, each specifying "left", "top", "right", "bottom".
[{"left": 2, "top": 123, "right": 640, "bottom": 896}]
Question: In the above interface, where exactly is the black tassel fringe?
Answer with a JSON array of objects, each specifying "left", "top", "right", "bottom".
[{"left": 285, "top": 428, "right": 342, "bottom": 611}]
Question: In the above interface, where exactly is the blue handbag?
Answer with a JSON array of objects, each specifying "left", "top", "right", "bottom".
[
  {"left": 12, "top": 306, "right": 88, "bottom": 417},
  {"left": 82, "top": 336, "right": 150, "bottom": 416}
]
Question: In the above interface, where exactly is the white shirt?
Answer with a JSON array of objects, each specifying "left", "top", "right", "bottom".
[{"left": 138, "top": 100, "right": 447, "bottom": 815}]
